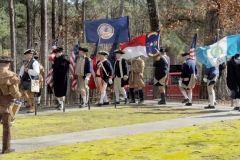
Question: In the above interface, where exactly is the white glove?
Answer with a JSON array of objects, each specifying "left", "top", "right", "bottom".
[
  {"left": 109, "top": 79, "right": 113, "bottom": 84},
  {"left": 203, "top": 78, "right": 207, "bottom": 83},
  {"left": 178, "top": 80, "right": 182, "bottom": 86}
]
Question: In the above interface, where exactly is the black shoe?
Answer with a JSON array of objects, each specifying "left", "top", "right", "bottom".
[
  {"left": 26, "top": 105, "right": 30, "bottom": 108},
  {"left": 204, "top": 105, "right": 215, "bottom": 109},
  {"left": 233, "top": 107, "right": 240, "bottom": 110},
  {"left": 37, "top": 103, "right": 40, "bottom": 106},
  {"left": 182, "top": 98, "right": 189, "bottom": 103},
  {"left": 129, "top": 100, "right": 136, "bottom": 103},
  {"left": 138, "top": 100, "right": 144, "bottom": 104},
  {"left": 124, "top": 98, "right": 128, "bottom": 104},
  {"left": 103, "top": 102, "right": 110, "bottom": 105},
  {"left": 79, "top": 103, "right": 87, "bottom": 108},
  {"left": 158, "top": 100, "right": 166, "bottom": 105},
  {"left": 55, "top": 104, "right": 61, "bottom": 109},
  {"left": 185, "top": 102, "right": 192, "bottom": 106},
  {"left": 97, "top": 103, "right": 102, "bottom": 106},
  {"left": 111, "top": 102, "right": 120, "bottom": 104}
]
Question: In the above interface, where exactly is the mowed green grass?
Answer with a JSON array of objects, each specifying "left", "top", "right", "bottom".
[
  {"left": 1, "top": 119, "right": 240, "bottom": 160},
  {"left": 1, "top": 106, "right": 216, "bottom": 140}
]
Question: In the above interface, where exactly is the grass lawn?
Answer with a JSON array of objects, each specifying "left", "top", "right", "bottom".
[
  {"left": 1, "top": 106, "right": 217, "bottom": 140},
  {"left": 1, "top": 119, "right": 240, "bottom": 160}
]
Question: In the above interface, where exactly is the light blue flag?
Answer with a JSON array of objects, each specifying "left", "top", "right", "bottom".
[{"left": 196, "top": 34, "right": 240, "bottom": 68}]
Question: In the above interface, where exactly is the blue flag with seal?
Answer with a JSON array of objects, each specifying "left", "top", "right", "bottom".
[
  {"left": 85, "top": 16, "right": 130, "bottom": 44},
  {"left": 196, "top": 34, "right": 240, "bottom": 68},
  {"left": 146, "top": 30, "right": 160, "bottom": 57}
]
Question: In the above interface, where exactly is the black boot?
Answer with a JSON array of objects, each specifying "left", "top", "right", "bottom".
[
  {"left": 158, "top": 93, "right": 166, "bottom": 105},
  {"left": 129, "top": 88, "right": 136, "bottom": 103},
  {"left": 138, "top": 89, "right": 144, "bottom": 104},
  {"left": 124, "top": 98, "right": 128, "bottom": 104}
]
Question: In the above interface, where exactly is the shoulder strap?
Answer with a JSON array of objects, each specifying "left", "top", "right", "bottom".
[
  {"left": 100, "top": 61, "right": 109, "bottom": 76},
  {"left": 161, "top": 55, "right": 169, "bottom": 66}
]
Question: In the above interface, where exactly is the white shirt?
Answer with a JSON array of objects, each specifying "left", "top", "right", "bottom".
[{"left": 19, "top": 60, "right": 40, "bottom": 78}]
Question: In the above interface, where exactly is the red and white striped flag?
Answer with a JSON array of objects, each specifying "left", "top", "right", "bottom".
[
  {"left": 45, "top": 69, "right": 54, "bottom": 87},
  {"left": 46, "top": 34, "right": 59, "bottom": 87},
  {"left": 189, "top": 34, "right": 197, "bottom": 61},
  {"left": 70, "top": 41, "right": 80, "bottom": 90}
]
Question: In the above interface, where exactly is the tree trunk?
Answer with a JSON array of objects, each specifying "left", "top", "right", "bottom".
[
  {"left": 8, "top": 0, "right": 16, "bottom": 72},
  {"left": 64, "top": 0, "right": 69, "bottom": 104},
  {"left": 64, "top": 0, "right": 68, "bottom": 53},
  {"left": 147, "top": 0, "right": 159, "bottom": 99},
  {"left": 75, "top": 0, "right": 79, "bottom": 11},
  {"left": 119, "top": 0, "right": 125, "bottom": 17},
  {"left": 40, "top": 0, "right": 48, "bottom": 105},
  {"left": 81, "top": 0, "right": 85, "bottom": 43},
  {"left": 26, "top": 0, "right": 32, "bottom": 48},
  {"left": 52, "top": 0, "right": 56, "bottom": 43},
  {"left": 199, "top": 0, "right": 219, "bottom": 99},
  {"left": 32, "top": 0, "right": 36, "bottom": 45},
  {"left": 58, "top": 0, "right": 64, "bottom": 46},
  {"left": 147, "top": 0, "right": 159, "bottom": 31}
]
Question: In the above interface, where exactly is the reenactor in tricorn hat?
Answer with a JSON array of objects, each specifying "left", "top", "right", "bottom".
[
  {"left": 128, "top": 56, "right": 145, "bottom": 104},
  {"left": 0, "top": 56, "right": 21, "bottom": 153},
  {"left": 52, "top": 47, "right": 70, "bottom": 110},
  {"left": 203, "top": 64, "right": 219, "bottom": 109},
  {"left": 75, "top": 47, "right": 92, "bottom": 108},
  {"left": 18, "top": 49, "right": 40, "bottom": 113},
  {"left": 96, "top": 51, "right": 114, "bottom": 106},
  {"left": 153, "top": 47, "right": 170, "bottom": 105},
  {"left": 113, "top": 49, "right": 129, "bottom": 104},
  {"left": 179, "top": 52, "right": 198, "bottom": 106}
]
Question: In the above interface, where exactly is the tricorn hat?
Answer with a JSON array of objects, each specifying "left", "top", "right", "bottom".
[
  {"left": 181, "top": 52, "right": 190, "bottom": 57},
  {"left": 79, "top": 47, "right": 88, "bottom": 52},
  {"left": 23, "top": 49, "right": 34, "bottom": 55},
  {"left": 114, "top": 49, "right": 125, "bottom": 54},
  {"left": 53, "top": 47, "right": 63, "bottom": 53},
  {"left": 0, "top": 56, "right": 13, "bottom": 63},
  {"left": 159, "top": 47, "right": 168, "bottom": 53},
  {"left": 98, "top": 51, "right": 109, "bottom": 56}
]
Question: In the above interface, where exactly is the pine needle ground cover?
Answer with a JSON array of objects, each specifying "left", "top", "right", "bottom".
[
  {"left": 2, "top": 119, "right": 240, "bottom": 160},
  {"left": 1, "top": 107, "right": 216, "bottom": 140}
]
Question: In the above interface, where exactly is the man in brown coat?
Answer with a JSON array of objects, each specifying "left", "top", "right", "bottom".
[
  {"left": 0, "top": 56, "right": 21, "bottom": 153},
  {"left": 128, "top": 56, "right": 145, "bottom": 104}
]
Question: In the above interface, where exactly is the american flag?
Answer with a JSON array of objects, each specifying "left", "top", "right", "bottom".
[
  {"left": 70, "top": 41, "right": 80, "bottom": 90},
  {"left": 89, "top": 38, "right": 100, "bottom": 89},
  {"left": 46, "top": 34, "right": 59, "bottom": 87},
  {"left": 45, "top": 69, "right": 54, "bottom": 87},
  {"left": 189, "top": 34, "right": 197, "bottom": 61},
  {"left": 49, "top": 34, "right": 59, "bottom": 62}
]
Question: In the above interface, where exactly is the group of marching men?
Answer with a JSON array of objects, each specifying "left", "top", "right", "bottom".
[
  {"left": 75, "top": 48, "right": 145, "bottom": 107},
  {"left": 1, "top": 44, "right": 240, "bottom": 153}
]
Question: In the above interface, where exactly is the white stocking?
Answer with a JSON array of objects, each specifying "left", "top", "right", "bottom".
[
  {"left": 100, "top": 93, "right": 105, "bottom": 103},
  {"left": 82, "top": 96, "right": 87, "bottom": 104},
  {"left": 188, "top": 92, "right": 192, "bottom": 103},
  {"left": 115, "top": 93, "right": 120, "bottom": 102},
  {"left": 180, "top": 88, "right": 188, "bottom": 99},
  {"left": 104, "top": 94, "right": 109, "bottom": 102}
]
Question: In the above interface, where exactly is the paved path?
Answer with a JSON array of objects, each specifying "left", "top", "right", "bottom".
[
  {"left": 17, "top": 101, "right": 232, "bottom": 116},
  {"left": 10, "top": 106, "right": 240, "bottom": 152}
]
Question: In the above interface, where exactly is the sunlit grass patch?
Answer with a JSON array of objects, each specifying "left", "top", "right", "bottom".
[{"left": 1, "top": 119, "right": 240, "bottom": 160}]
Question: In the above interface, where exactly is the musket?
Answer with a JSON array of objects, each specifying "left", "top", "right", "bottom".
[{"left": 20, "top": 42, "right": 38, "bottom": 84}]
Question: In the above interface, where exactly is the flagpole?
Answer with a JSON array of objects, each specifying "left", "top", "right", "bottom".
[
  {"left": 217, "top": 28, "right": 220, "bottom": 40},
  {"left": 160, "top": 24, "right": 163, "bottom": 47}
]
